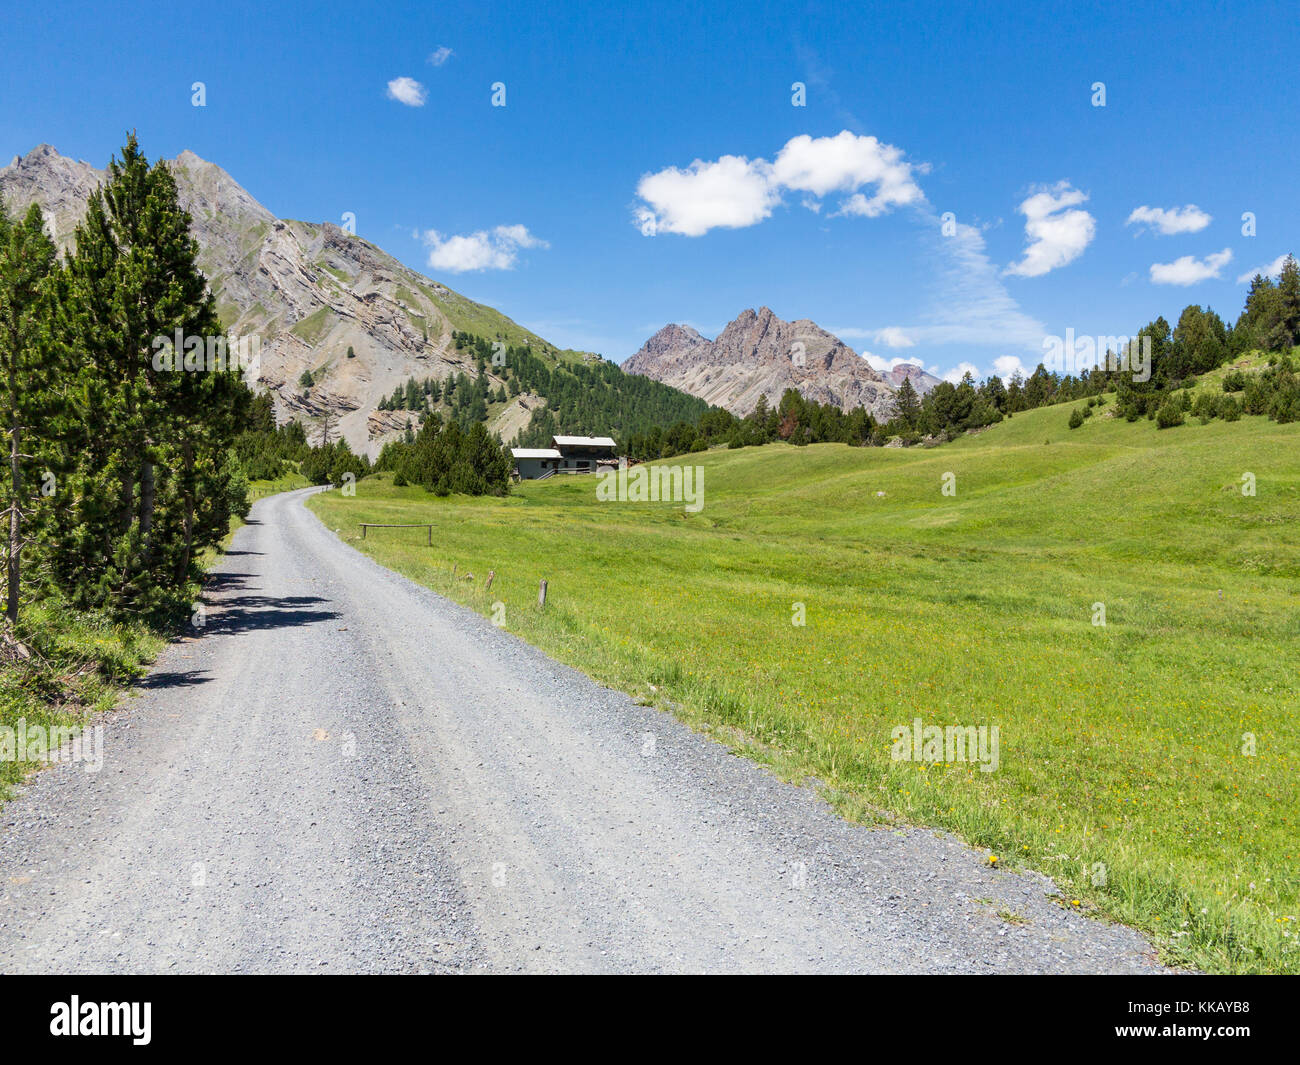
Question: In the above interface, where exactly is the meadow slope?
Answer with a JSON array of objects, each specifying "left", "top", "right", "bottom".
[{"left": 310, "top": 400, "right": 1300, "bottom": 973}]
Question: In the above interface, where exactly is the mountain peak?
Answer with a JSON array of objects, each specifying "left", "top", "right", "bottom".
[{"left": 625, "top": 306, "right": 896, "bottom": 418}]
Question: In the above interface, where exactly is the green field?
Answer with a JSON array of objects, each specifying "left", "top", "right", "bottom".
[{"left": 309, "top": 399, "right": 1300, "bottom": 973}]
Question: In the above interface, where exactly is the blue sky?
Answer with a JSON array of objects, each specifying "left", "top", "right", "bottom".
[{"left": 3, "top": 0, "right": 1297, "bottom": 381}]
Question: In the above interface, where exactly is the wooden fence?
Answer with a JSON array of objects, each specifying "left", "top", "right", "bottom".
[{"left": 358, "top": 522, "right": 433, "bottom": 546}]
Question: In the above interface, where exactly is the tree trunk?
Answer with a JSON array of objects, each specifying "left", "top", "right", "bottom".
[
  {"left": 140, "top": 454, "right": 155, "bottom": 556},
  {"left": 179, "top": 443, "right": 194, "bottom": 582}
]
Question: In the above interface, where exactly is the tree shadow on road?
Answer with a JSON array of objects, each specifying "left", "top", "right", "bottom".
[
  {"left": 202, "top": 595, "right": 341, "bottom": 636},
  {"left": 135, "top": 670, "right": 213, "bottom": 691},
  {"left": 175, "top": 573, "right": 344, "bottom": 642}
]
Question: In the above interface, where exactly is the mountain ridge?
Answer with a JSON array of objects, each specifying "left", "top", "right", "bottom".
[
  {"left": 624, "top": 307, "right": 921, "bottom": 418},
  {"left": 0, "top": 144, "right": 576, "bottom": 457}
]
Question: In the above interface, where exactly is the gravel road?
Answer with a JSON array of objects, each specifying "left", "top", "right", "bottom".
[{"left": 0, "top": 488, "right": 1168, "bottom": 973}]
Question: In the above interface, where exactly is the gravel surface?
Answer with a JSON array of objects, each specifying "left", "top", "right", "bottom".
[{"left": 0, "top": 488, "right": 1169, "bottom": 973}]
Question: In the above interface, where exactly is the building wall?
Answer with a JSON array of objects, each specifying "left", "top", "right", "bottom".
[{"left": 516, "top": 457, "right": 553, "bottom": 479}]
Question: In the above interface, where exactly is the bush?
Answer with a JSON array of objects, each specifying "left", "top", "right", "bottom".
[
  {"left": 1243, "top": 378, "right": 1270, "bottom": 415},
  {"left": 1222, "top": 370, "right": 1247, "bottom": 393},
  {"left": 1068, "top": 408, "right": 1084, "bottom": 429},
  {"left": 1156, "top": 397, "right": 1186, "bottom": 428}
]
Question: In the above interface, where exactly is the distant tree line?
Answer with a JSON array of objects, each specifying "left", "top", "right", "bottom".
[
  {"left": 234, "top": 392, "right": 370, "bottom": 486},
  {"left": 445, "top": 332, "right": 710, "bottom": 446},
  {"left": 1069, "top": 255, "right": 1300, "bottom": 430},
  {"left": 373, "top": 413, "right": 512, "bottom": 496},
  {"left": 377, "top": 368, "right": 506, "bottom": 431}
]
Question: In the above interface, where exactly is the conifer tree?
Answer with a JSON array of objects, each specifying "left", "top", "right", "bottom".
[
  {"left": 49, "top": 134, "right": 247, "bottom": 612},
  {"left": 0, "top": 201, "right": 58, "bottom": 628}
]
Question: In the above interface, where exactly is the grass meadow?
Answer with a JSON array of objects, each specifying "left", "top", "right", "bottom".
[{"left": 310, "top": 400, "right": 1300, "bottom": 973}]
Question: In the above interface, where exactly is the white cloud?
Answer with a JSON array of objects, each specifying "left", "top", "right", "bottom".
[
  {"left": 1149, "top": 247, "right": 1232, "bottom": 286},
  {"left": 771, "top": 131, "right": 925, "bottom": 218},
  {"left": 992, "top": 355, "right": 1029, "bottom": 380},
  {"left": 874, "top": 326, "right": 915, "bottom": 348},
  {"left": 863, "top": 352, "right": 924, "bottom": 373},
  {"left": 633, "top": 130, "right": 923, "bottom": 237},
  {"left": 386, "top": 77, "right": 427, "bottom": 107},
  {"left": 1236, "top": 254, "right": 1288, "bottom": 284},
  {"left": 1004, "top": 182, "right": 1096, "bottom": 278},
  {"left": 942, "top": 361, "right": 980, "bottom": 384},
  {"left": 422, "top": 224, "right": 548, "bottom": 272},
  {"left": 634, "top": 155, "right": 777, "bottom": 237},
  {"left": 428, "top": 46, "right": 454, "bottom": 67},
  {"left": 1126, "top": 204, "right": 1211, "bottom": 235}
]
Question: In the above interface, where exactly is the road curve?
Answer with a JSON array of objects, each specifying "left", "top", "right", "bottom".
[{"left": 0, "top": 488, "right": 1166, "bottom": 973}]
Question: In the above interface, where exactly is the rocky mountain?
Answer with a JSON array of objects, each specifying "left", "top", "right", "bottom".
[
  {"left": 0, "top": 144, "right": 573, "bottom": 457},
  {"left": 624, "top": 308, "right": 898, "bottom": 419},
  {"left": 880, "top": 362, "right": 942, "bottom": 396}
]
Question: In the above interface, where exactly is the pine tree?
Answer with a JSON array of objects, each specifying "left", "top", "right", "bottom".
[
  {"left": 49, "top": 134, "right": 248, "bottom": 612},
  {"left": 1270, "top": 255, "right": 1300, "bottom": 352},
  {"left": 894, "top": 377, "right": 920, "bottom": 428},
  {"left": 0, "top": 201, "right": 58, "bottom": 629}
]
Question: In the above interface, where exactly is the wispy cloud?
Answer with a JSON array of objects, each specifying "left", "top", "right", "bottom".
[
  {"left": 873, "top": 326, "right": 915, "bottom": 348},
  {"left": 911, "top": 216, "right": 1046, "bottom": 349},
  {"left": 427, "top": 46, "right": 454, "bottom": 67},
  {"left": 1004, "top": 182, "right": 1095, "bottom": 278},
  {"left": 386, "top": 77, "right": 427, "bottom": 107},
  {"left": 422, "top": 224, "right": 548, "bottom": 272},
  {"left": 1126, "top": 204, "right": 1211, "bottom": 235},
  {"left": 1150, "top": 247, "right": 1232, "bottom": 285}
]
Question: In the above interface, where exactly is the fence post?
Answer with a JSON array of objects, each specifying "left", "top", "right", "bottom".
[{"left": 538, "top": 579, "right": 547, "bottom": 610}]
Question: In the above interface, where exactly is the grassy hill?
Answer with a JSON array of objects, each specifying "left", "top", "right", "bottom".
[{"left": 309, "top": 396, "right": 1300, "bottom": 973}]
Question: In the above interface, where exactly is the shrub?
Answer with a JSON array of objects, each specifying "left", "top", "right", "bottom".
[
  {"left": 1156, "top": 397, "right": 1185, "bottom": 429},
  {"left": 1068, "top": 408, "right": 1084, "bottom": 429}
]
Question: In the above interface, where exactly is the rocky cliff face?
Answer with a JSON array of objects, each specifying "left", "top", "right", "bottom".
[
  {"left": 624, "top": 307, "right": 898, "bottom": 418},
  {"left": 0, "top": 144, "right": 559, "bottom": 457}
]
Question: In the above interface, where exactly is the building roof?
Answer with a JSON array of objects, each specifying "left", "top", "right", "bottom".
[
  {"left": 552, "top": 435, "right": 617, "bottom": 449},
  {"left": 511, "top": 448, "right": 562, "bottom": 459}
]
